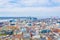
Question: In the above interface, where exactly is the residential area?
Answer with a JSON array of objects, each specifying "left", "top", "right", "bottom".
[{"left": 0, "top": 17, "right": 60, "bottom": 40}]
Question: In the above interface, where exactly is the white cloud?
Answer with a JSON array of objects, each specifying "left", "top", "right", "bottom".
[
  {"left": 52, "top": 0, "right": 60, "bottom": 3},
  {"left": 0, "top": 0, "right": 57, "bottom": 7},
  {"left": 0, "top": 0, "right": 60, "bottom": 12},
  {"left": 0, "top": 0, "right": 60, "bottom": 8},
  {"left": 0, "top": 7, "right": 60, "bottom": 13},
  {"left": 0, "top": 0, "right": 60, "bottom": 17},
  {"left": 38, "top": 0, "right": 49, "bottom": 4},
  {"left": 20, "top": 0, "right": 50, "bottom": 6},
  {"left": 21, "top": 0, "right": 36, "bottom": 6},
  {"left": 0, "top": 7, "right": 60, "bottom": 17}
]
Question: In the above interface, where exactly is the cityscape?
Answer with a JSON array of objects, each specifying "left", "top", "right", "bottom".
[
  {"left": 0, "top": 0, "right": 60, "bottom": 40},
  {"left": 0, "top": 17, "right": 60, "bottom": 40}
]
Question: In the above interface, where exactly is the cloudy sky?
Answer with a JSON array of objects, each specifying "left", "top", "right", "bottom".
[{"left": 0, "top": 0, "right": 60, "bottom": 18}]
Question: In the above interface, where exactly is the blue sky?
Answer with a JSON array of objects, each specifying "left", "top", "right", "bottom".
[{"left": 0, "top": 0, "right": 60, "bottom": 18}]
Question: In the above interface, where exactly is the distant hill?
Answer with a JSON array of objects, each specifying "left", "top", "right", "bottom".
[{"left": 0, "top": 17, "right": 37, "bottom": 21}]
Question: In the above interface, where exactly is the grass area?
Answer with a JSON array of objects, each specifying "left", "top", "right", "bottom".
[{"left": 0, "top": 34, "right": 7, "bottom": 36}]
